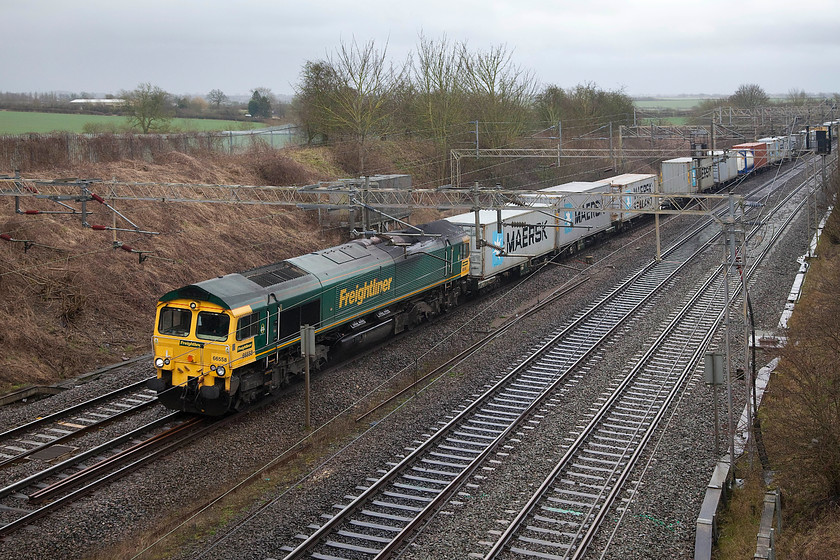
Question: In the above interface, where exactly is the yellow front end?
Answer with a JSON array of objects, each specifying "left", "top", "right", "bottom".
[{"left": 151, "top": 298, "right": 257, "bottom": 414}]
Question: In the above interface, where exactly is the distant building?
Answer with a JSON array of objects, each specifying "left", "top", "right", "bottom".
[{"left": 69, "top": 98, "right": 125, "bottom": 105}]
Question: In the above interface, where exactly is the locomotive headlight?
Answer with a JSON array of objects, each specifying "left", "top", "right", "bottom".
[
  {"left": 210, "top": 364, "right": 216, "bottom": 371},
  {"left": 154, "top": 357, "right": 165, "bottom": 368},
  {"left": 216, "top": 366, "right": 226, "bottom": 376}
]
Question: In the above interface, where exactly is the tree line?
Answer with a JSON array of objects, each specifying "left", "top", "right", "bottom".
[
  {"left": 291, "top": 36, "right": 636, "bottom": 174},
  {"left": 0, "top": 87, "right": 289, "bottom": 134}
]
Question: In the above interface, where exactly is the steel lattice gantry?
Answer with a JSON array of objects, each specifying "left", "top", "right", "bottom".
[
  {"left": 448, "top": 147, "right": 681, "bottom": 188},
  {"left": 0, "top": 175, "right": 742, "bottom": 218}
]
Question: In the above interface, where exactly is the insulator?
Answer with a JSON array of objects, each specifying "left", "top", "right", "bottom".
[
  {"left": 120, "top": 244, "right": 134, "bottom": 252},
  {"left": 91, "top": 225, "right": 108, "bottom": 230},
  {"left": 0, "top": 234, "right": 11, "bottom": 241},
  {"left": 91, "top": 193, "right": 106, "bottom": 204},
  {"left": 24, "top": 210, "right": 39, "bottom": 215}
]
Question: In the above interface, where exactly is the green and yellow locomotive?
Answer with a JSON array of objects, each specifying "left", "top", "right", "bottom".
[{"left": 149, "top": 220, "right": 470, "bottom": 415}]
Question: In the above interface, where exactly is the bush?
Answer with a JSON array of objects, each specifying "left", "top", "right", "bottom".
[{"left": 763, "top": 163, "right": 840, "bottom": 522}]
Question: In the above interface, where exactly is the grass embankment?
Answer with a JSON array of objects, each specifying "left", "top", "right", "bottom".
[
  {"left": 716, "top": 164, "right": 840, "bottom": 558},
  {"left": 0, "top": 147, "right": 347, "bottom": 392},
  {"left": 0, "top": 110, "right": 264, "bottom": 135}
]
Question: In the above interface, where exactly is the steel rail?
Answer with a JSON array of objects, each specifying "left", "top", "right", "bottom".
[
  {"left": 280, "top": 182, "right": 743, "bottom": 560},
  {"left": 570, "top": 171, "right": 815, "bottom": 559},
  {"left": 0, "top": 415, "right": 215, "bottom": 538},
  {"left": 0, "top": 377, "right": 154, "bottom": 440},
  {"left": 28, "top": 416, "right": 205, "bottom": 503},
  {"left": 0, "top": 412, "right": 182, "bottom": 502},
  {"left": 483, "top": 164, "right": 815, "bottom": 559}
]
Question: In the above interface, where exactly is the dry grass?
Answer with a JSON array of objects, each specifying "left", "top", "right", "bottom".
[
  {"left": 0, "top": 133, "right": 491, "bottom": 392},
  {"left": 0, "top": 148, "right": 348, "bottom": 392},
  {"left": 714, "top": 462, "right": 767, "bottom": 559},
  {"left": 779, "top": 512, "right": 840, "bottom": 559},
  {"left": 0, "top": 133, "right": 500, "bottom": 392}
]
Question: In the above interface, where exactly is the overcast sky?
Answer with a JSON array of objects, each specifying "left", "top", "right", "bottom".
[{"left": 4, "top": 0, "right": 839, "bottom": 99}]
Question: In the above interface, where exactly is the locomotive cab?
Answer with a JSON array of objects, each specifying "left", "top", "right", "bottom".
[{"left": 151, "top": 298, "right": 256, "bottom": 415}]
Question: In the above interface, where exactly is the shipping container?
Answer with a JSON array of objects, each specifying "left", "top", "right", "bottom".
[
  {"left": 707, "top": 150, "right": 739, "bottom": 185},
  {"left": 661, "top": 158, "right": 692, "bottom": 194},
  {"left": 797, "top": 132, "right": 807, "bottom": 152},
  {"left": 772, "top": 136, "right": 791, "bottom": 160},
  {"left": 758, "top": 137, "right": 782, "bottom": 164},
  {"left": 447, "top": 181, "right": 611, "bottom": 281},
  {"left": 731, "top": 142, "right": 768, "bottom": 173},
  {"left": 603, "top": 173, "right": 657, "bottom": 223},
  {"left": 445, "top": 208, "right": 554, "bottom": 281},
  {"left": 531, "top": 181, "right": 611, "bottom": 253},
  {"left": 693, "top": 157, "right": 715, "bottom": 191}
]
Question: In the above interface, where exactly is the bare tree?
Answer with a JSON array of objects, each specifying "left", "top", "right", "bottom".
[
  {"left": 411, "top": 34, "right": 467, "bottom": 156},
  {"left": 322, "top": 38, "right": 402, "bottom": 173},
  {"left": 729, "top": 83, "right": 770, "bottom": 109},
  {"left": 533, "top": 85, "right": 567, "bottom": 129},
  {"left": 460, "top": 44, "right": 536, "bottom": 148},
  {"left": 122, "top": 83, "right": 173, "bottom": 134},
  {"left": 534, "top": 82, "right": 634, "bottom": 135},
  {"left": 207, "top": 88, "right": 228, "bottom": 108},
  {"left": 786, "top": 88, "right": 808, "bottom": 106}
]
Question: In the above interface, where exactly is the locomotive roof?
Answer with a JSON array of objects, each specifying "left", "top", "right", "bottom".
[
  {"left": 158, "top": 220, "right": 468, "bottom": 312},
  {"left": 289, "top": 240, "right": 393, "bottom": 279},
  {"left": 158, "top": 271, "right": 322, "bottom": 314},
  {"left": 289, "top": 220, "right": 468, "bottom": 278}
]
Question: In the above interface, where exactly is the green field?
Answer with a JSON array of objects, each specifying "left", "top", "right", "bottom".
[
  {"left": 0, "top": 110, "right": 264, "bottom": 135},
  {"left": 633, "top": 98, "right": 711, "bottom": 110},
  {"left": 639, "top": 116, "right": 691, "bottom": 125}
]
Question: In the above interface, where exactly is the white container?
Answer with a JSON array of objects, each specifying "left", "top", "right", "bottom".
[
  {"left": 721, "top": 151, "right": 739, "bottom": 183},
  {"left": 694, "top": 157, "right": 715, "bottom": 191},
  {"left": 661, "top": 158, "right": 693, "bottom": 194},
  {"left": 446, "top": 207, "right": 556, "bottom": 280},
  {"left": 758, "top": 137, "right": 781, "bottom": 164},
  {"left": 534, "top": 181, "right": 612, "bottom": 251},
  {"left": 776, "top": 135, "right": 794, "bottom": 160},
  {"left": 733, "top": 147, "right": 756, "bottom": 174},
  {"left": 708, "top": 151, "right": 738, "bottom": 184},
  {"left": 447, "top": 181, "right": 612, "bottom": 280},
  {"left": 603, "top": 173, "right": 657, "bottom": 223}
]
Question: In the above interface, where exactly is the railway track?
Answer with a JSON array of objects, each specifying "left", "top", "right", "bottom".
[
  {"left": 0, "top": 378, "right": 158, "bottom": 469},
  {"left": 0, "top": 413, "right": 216, "bottom": 537},
  {"left": 277, "top": 162, "right": 806, "bottom": 559},
  {"left": 482, "top": 164, "right": 814, "bottom": 559},
  {"left": 277, "top": 156, "right": 817, "bottom": 560}
]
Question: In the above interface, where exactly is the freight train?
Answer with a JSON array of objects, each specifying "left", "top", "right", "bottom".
[{"left": 149, "top": 130, "right": 833, "bottom": 415}]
